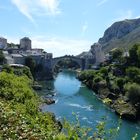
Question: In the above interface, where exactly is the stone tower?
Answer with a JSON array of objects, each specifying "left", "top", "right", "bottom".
[
  {"left": 20, "top": 37, "right": 31, "bottom": 50},
  {"left": 90, "top": 43, "right": 105, "bottom": 65}
]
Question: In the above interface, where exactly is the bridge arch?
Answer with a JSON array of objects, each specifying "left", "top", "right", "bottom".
[{"left": 52, "top": 55, "right": 85, "bottom": 71}]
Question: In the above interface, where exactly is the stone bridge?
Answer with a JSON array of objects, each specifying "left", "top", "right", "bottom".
[{"left": 51, "top": 55, "right": 85, "bottom": 71}]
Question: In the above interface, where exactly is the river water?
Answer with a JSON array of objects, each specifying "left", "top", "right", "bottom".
[{"left": 40, "top": 70, "right": 140, "bottom": 140}]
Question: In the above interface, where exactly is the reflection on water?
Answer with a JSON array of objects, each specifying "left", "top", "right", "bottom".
[{"left": 40, "top": 70, "right": 140, "bottom": 140}]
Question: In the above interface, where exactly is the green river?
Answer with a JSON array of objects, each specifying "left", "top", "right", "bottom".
[{"left": 40, "top": 70, "right": 140, "bottom": 140}]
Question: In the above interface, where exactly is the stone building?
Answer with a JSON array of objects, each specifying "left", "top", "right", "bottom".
[
  {"left": 90, "top": 43, "right": 105, "bottom": 65},
  {"left": 20, "top": 37, "right": 31, "bottom": 50},
  {"left": 0, "top": 37, "right": 7, "bottom": 49},
  {"left": 3, "top": 51, "right": 14, "bottom": 64},
  {"left": 26, "top": 48, "right": 44, "bottom": 55},
  {"left": 45, "top": 53, "right": 53, "bottom": 59},
  {"left": 11, "top": 54, "right": 25, "bottom": 64}
]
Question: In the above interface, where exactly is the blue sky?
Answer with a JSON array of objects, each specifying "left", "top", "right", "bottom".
[{"left": 0, "top": 0, "right": 140, "bottom": 57}]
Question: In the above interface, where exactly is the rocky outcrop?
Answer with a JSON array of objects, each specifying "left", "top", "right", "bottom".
[
  {"left": 32, "top": 84, "right": 42, "bottom": 90},
  {"left": 43, "top": 98, "right": 55, "bottom": 105},
  {"left": 98, "top": 18, "right": 140, "bottom": 52},
  {"left": 80, "top": 78, "right": 137, "bottom": 121},
  {"left": 112, "top": 98, "right": 137, "bottom": 121}
]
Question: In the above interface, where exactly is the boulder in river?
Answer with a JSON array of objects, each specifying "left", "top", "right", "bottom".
[{"left": 44, "top": 98, "right": 55, "bottom": 105}]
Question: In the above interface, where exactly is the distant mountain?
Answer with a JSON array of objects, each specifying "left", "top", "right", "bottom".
[{"left": 98, "top": 18, "right": 140, "bottom": 52}]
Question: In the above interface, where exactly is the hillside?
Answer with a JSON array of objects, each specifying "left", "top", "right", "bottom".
[{"left": 98, "top": 18, "right": 140, "bottom": 52}]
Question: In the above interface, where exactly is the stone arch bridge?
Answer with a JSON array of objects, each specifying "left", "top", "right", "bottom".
[{"left": 51, "top": 55, "right": 85, "bottom": 71}]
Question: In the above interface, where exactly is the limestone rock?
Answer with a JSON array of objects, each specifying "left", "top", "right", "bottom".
[
  {"left": 112, "top": 98, "right": 137, "bottom": 121},
  {"left": 99, "top": 18, "right": 140, "bottom": 44},
  {"left": 98, "top": 18, "right": 140, "bottom": 52}
]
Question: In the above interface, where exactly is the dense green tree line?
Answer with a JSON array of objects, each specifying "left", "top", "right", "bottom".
[{"left": 78, "top": 44, "right": 140, "bottom": 121}]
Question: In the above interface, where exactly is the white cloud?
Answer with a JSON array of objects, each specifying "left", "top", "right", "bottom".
[
  {"left": 11, "top": 0, "right": 35, "bottom": 24},
  {"left": 97, "top": 0, "right": 109, "bottom": 7},
  {"left": 115, "top": 10, "right": 133, "bottom": 21},
  {"left": 39, "top": 0, "right": 61, "bottom": 15},
  {"left": 135, "top": 15, "right": 140, "bottom": 19},
  {"left": 82, "top": 21, "right": 88, "bottom": 36},
  {"left": 11, "top": 0, "right": 61, "bottom": 23},
  {"left": 31, "top": 36, "right": 92, "bottom": 57}
]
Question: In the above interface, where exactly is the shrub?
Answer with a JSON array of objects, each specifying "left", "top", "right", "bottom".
[
  {"left": 0, "top": 72, "right": 34, "bottom": 103},
  {"left": 110, "top": 48, "right": 123, "bottom": 60},
  {"left": 0, "top": 50, "right": 5, "bottom": 64},
  {"left": 128, "top": 44, "right": 140, "bottom": 66},
  {"left": 78, "top": 70, "right": 96, "bottom": 81},
  {"left": 2, "top": 64, "right": 13, "bottom": 73},
  {"left": 126, "top": 67, "right": 140, "bottom": 83},
  {"left": 100, "top": 67, "right": 108, "bottom": 77},
  {"left": 116, "top": 77, "right": 126, "bottom": 92},
  {"left": 93, "top": 76, "right": 103, "bottom": 83},
  {"left": 125, "top": 83, "right": 140, "bottom": 104}
]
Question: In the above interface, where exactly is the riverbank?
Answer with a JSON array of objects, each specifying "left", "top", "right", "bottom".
[
  {"left": 77, "top": 69, "right": 140, "bottom": 121},
  {"left": 40, "top": 69, "right": 140, "bottom": 139}
]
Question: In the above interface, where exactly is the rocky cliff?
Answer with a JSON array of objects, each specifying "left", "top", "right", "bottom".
[{"left": 98, "top": 18, "right": 140, "bottom": 52}]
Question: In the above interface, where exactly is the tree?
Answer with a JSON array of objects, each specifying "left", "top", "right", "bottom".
[
  {"left": 125, "top": 83, "right": 140, "bottom": 104},
  {"left": 100, "top": 67, "right": 108, "bottom": 77},
  {"left": 126, "top": 67, "right": 140, "bottom": 83},
  {"left": 0, "top": 50, "right": 5, "bottom": 64},
  {"left": 129, "top": 44, "right": 140, "bottom": 66},
  {"left": 25, "top": 57, "right": 36, "bottom": 77},
  {"left": 116, "top": 77, "right": 125, "bottom": 94},
  {"left": 137, "top": 46, "right": 140, "bottom": 67},
  {"left": 110, "top": 48, "right": 123, "bottom": 60}
]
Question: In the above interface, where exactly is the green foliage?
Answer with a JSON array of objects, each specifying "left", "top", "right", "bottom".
[
  {"left": 78, "top": 70, "right": 96, "bottom": 81},
  {"left": 129, "top": 44, "right": 140, "bottom": 66},
  {"left": 0, "top": 72, "right": 61, "bottom": 139},
  {"left": 125, "top": 83, "right": 140, "bottom": 104},
  {"left": 93, "top": 76, "right": 103, "bottom": 83},
  {"left": 116, "top": 77, "right": 126, "bottom": 92},
  {"left": 110, "top": 48, "right": 123, "bottom": 60},
  {"left": 2, "top": 64, "right": 13, "bottom": 73},
  {"left": 25, "top": 56, "right": 36, "bottom": 77},
  {"left": 126, "top": 67, "right": 140, "bottom": 83},
  {"left": 0, "top": 50, "right": 5, "bottom": 64},
  {"left": 100, "top": 67, "right": 108, "bottom": 77},
  {"left": 93, "top": 119, "right": 121, "bottom": 140},
  {"left": 22, "top": 66, "right": 33, "bottom": 80},
  {"left": 137, "top": 47, "right": 140, "bottom": 62},
  {"left": 0, "top": 72, "right": 34, "bottom": 102},
  {"left": 2, "top": 65, "right": 33, "bottom": 80}
]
